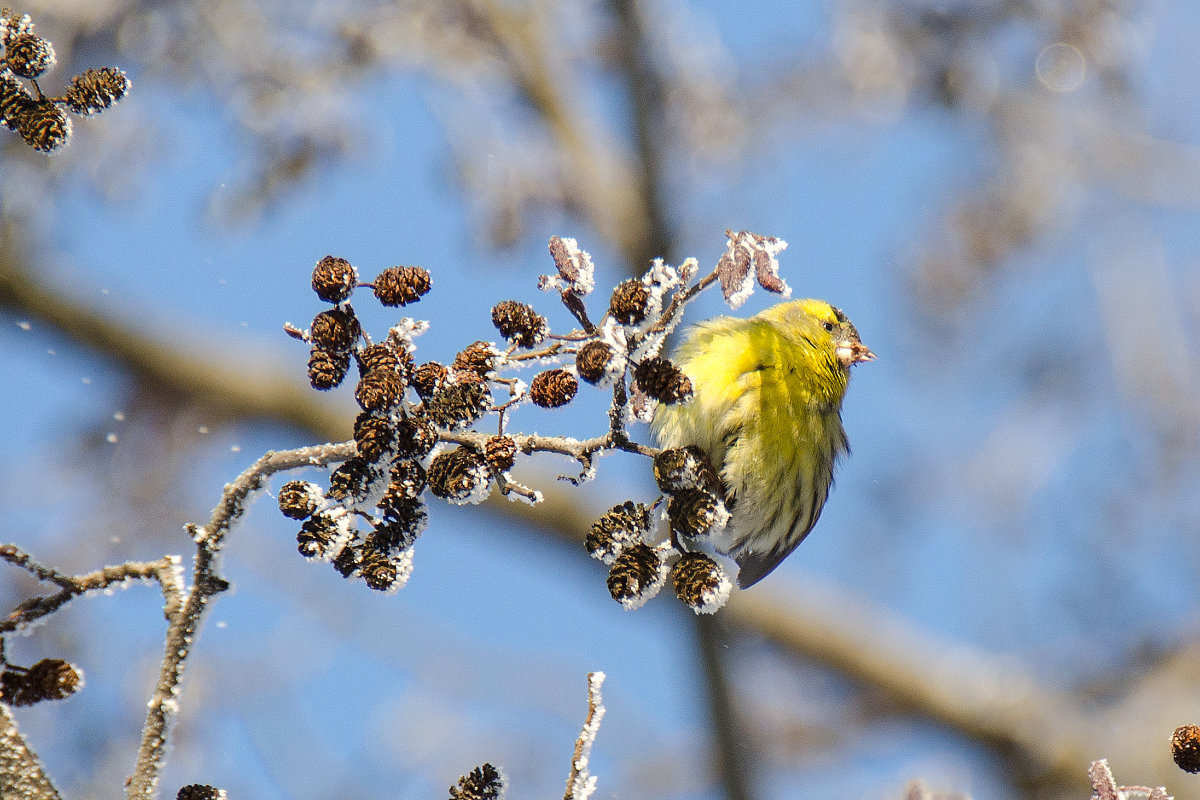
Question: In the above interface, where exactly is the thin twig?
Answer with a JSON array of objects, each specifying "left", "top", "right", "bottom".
[
  {"left": 644, "top": 266, "right": 719, "bottom": 338},
  {"left": 0, "top": 544, "right": 78, "bottom": 591},
  {"left": 495, "top": 472, "right": 540, "bottom": 503},
  {"left": 440, "top": 428, "right": 656, "bottom": 466},
  {"left": 125, "top": 441, "right": 356, "bottom": 800},
  {"left": 563, "top": 671, "right": 606, "bottom": 800},
  {"left": 1087, "top": 759, "right": 1172, "bottom": 800},
  {"left": 1, "top": 549, "right": 183, "bottom": 635},
  {"left": 507, "top": 341, "right": 569, "bottom": 361}
]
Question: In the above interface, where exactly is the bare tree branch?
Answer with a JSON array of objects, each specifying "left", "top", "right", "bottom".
[
  {"left": 126, "top": 442, "right": 354, "bottom": 800},
  {"left": 563, "top": 671, "right": 607, "bottom": 800},
  {"left": 1, "top": 546, "right": 183, "bottom": 634},
  {"left": 0, "top": 219, "right": 347, "bottom": 442}
]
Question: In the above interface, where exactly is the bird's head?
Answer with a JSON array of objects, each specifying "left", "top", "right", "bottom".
[{"left": 763, "top": 299, "right": 875, "bottom": 369}]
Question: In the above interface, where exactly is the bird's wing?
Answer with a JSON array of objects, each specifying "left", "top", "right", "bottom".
[{"left": 733, "top": 476, "right": 832, "bottom": 588}]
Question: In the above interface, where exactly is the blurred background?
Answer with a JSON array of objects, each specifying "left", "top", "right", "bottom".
[{"left": 2, "top": 0, "right": 1200, "bottom": 798}]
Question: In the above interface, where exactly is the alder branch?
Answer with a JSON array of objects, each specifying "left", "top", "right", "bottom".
[
  {"left": 126, "top": 441, "right": 354, "bottom": 800},
  {"left": 442, "top": 423, "right": 658, "bottom": 463},
  {"left": 0, "top": 547, "right": 184, "bottom": 635},
  {"left": 563, "top": 671, "right": 606, "bottom": 800}
]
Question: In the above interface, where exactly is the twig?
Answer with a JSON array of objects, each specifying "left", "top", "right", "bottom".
[
  {"left": 125, "top": 441, "right": 356, "bottom": 800},
  {"left": 440, "top": 428, "right": 657, "bottom": 470},
  {"left": 563, "top": 671, "right": 606, "bottom": 800},
  {"left": 643, "top": 265, "right": 719, "bottom": 338},
  {"left": 606, "top": 376, "right": 632, "bottom": 446},
  {"left": 0, "top": 544, "right": 78, "bottom": 590},
  {"left": 507, "top": 341, "right": 570, "bottom": 361},
  {"left": 494, "top": 471, "right": 541, "bottom": 503},
  {"left": 0, "top": 547, "right": 183, "bottom": 634},
  {"left": 1088, "top": 759, "right": 1172, "bottom": 800}
]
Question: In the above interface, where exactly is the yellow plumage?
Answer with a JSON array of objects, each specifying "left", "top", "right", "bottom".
[{"left": 652, "top": 299, "right": 873, "bottom": 587}]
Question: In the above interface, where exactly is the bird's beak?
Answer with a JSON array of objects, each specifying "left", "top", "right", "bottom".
[{"left": 836, "top": 340, "right": 876, "bottom": 367}]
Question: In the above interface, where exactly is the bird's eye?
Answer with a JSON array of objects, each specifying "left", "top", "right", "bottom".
[{"left": 822, "top": 321, "right": 835, "bottom": 333}]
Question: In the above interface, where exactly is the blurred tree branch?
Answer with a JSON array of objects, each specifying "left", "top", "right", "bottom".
[{"left": 0, "top": 218, "right": 346, "bottom": 441}]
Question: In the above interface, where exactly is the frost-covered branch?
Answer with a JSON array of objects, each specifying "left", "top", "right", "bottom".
[
  {"left": 1088, "top": 759, "right": 1172, "bottom": 800},
  {"left": 564, "top": 671, "right": 607, "bottom": 800},
  {"left": 0, "top": 230, "right": 787, "bottom": 799},
  {"left": 0, "top": 440, "right": 360, "bottom": 799},
  {"left": 0, "top": 545, "right": 183, "bottom": 634},
  {"left": 125, "top": 441, "right": 355, "bottom": 800}
]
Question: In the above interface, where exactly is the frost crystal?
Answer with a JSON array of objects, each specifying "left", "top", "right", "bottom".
[
  {"left": 386, "top": 318, "right": 430, "bottom": 352},
  {"left": 693, "top": 570, "right": 733, "bottom": 614},
  {"left": 318, "top": 509, "right": 357, "bottom": 561},
  {"left": 627, "top": 322, "right": 667, "bottom": 365},
  {"left": 637, "top": 258, "right": 681, "bottom": 331},
  {"left": 383, "top": 549, "right": 415, "bottom": 594},
  {"left": 574, "top": 458, "right": 599, "bottom": 485},
  {"left": 677, "top": 256, "right": 699, "bottom": 283},
  {"left": 460, "top": 461, "right": 494, "bottom": 505}
]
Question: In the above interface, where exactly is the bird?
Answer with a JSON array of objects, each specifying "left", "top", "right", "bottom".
[{"left": 651, "top": 298, "right": 874, "bottom": 588}]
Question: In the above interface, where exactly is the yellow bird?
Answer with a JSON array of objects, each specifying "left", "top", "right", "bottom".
[{"left": 652, "top": 299, "right": 874, "bottom": 588}]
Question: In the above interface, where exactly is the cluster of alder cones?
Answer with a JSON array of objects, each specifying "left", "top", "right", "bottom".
[{"left": 1, "top": 8, "right": 129, "bottom": 152}]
